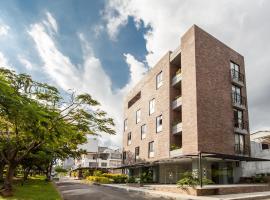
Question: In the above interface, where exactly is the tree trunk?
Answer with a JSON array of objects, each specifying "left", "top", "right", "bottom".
[
  {"left": 0, "top": 161, "right": 5, "bottom": 183},
  {"left": 2, "top": 163, "right": 17, "bottom": 196},
  {"left": 21, "top": 167, "right": 31, "bottom": 185}
]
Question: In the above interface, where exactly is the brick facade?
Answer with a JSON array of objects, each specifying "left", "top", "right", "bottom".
[{"left": 123, "top": 25, "right": 250, "bottom": 165}]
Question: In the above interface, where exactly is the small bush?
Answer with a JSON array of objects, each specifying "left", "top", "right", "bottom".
[
  {"left": 93, "top": 170, "right": 103, "bottom": 177},
  {"left": 71, "top": 171, "right": 78, "bottom": 177},
  {"left": 86, "top": 176, "right": 113, "bottom": 184},
  {"left": 82, "top": 170, "right": 91, "bottom": 178},
  {"left": 102, "top": 173, "right": 128, "bottom": 183},
  {"left": 177, "top": 171, "right": 213, "bottom": 189},
  {"left": 126, "top": 176, "right": 136, "bottom": 183}
]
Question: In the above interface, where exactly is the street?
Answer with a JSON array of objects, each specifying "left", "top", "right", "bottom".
[{"left": 55, "top": 178, "right": 170, "bottom": 200}]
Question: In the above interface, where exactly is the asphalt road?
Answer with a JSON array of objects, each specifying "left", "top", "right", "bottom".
[{"left": 55, "top": 178, "right": 169, "bottom": 200}]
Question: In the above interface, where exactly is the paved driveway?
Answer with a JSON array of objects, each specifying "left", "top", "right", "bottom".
[{"left": 55, "top": 178, "right": 170, "bottom": 200}]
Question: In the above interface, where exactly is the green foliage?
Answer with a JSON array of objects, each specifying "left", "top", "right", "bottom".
[
  {"left": 0, "top": 68, "right": 116, "bottom": 191},
  {"left": 86, "top": 176, "right": 113, "bottom": 184},
  {"left": 71, "top": 171, "right": 78, "bottom": 177},
  {"left": 93, "top": 170, "right": 103, "bottom": 177},
  {"left": 54, "top": 166, "right": 68, "bottom": 173},
  {"left": 140, "top": 171, "right": 153, "bottom": 183},
  {"left": 126, "top": 176, "right": 136, "bottom": 183},
  {"left": 82, "top": 169, "right": 91, "bottom": 178},
  {"left": 176, "top": 171, "right": 213, "bottom": 189},
  {"left": 102, "top": 173, "right": 127, "bottom": 183},
  {"left": 170, "top": 144, "right": 181, "bottom": 151}
]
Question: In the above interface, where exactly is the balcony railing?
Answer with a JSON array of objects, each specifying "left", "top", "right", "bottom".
[
  {"left": 234, "top": 120, "right": 249, "bottom": 134},
  {"left": 231, "top": 69, "right": 245, "bottom": 85},
  {"left": 172, "top": 96, "right": 182, "bottom": 110},
  {"left": 172, "top": 122, "right": 182, "bottom": 134},
  {"left": 235, "top": 144, "right": 249, "bottom": 155},
  {"left": 172, "top": 73, "right": 182, "bottom": 87},
  {"left": 232, "top": 92, "right": 246, "bottom": 109}
]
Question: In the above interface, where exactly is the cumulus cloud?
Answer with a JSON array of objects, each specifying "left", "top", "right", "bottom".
[
  {"left": 0, "top": 51, "right": 13, "bottom": 70},
  {"left": 102, "top": 0, "right": 270, "bottom": 132},
  {"left": 18, "top": 55, "right": 33, "bottom": 70},
  {"left": 0, "top": 23, "right": 9, "bottom": 36},
  {"left": 28, "top": 12, "right": 147, "bottom": 146}
]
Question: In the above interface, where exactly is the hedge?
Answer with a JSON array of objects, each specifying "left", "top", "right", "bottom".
[{"left": 86, "top": 176, "right": 113, "bottom": 184}]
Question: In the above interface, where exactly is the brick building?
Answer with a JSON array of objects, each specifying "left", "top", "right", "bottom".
[{"left": 122, "top": 25, "right": 263, "bottom": 184}]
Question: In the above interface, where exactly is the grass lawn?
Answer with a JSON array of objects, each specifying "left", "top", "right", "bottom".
[{"left": 0, "top": 176, "right": 61, "bottom": 200}]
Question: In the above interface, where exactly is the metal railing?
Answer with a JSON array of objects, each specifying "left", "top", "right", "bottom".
[
  {"left": 231, "top": 69, "right": 245, "bottom": 83},
  {"left": 234, "top": 120, "right": 249, "bottom": 130},
  {"left": 235, "top": 144, "right": 250, "bottom": 155},
  {"left": 232, "top": 92, "right": 246, "bottom": 107}
]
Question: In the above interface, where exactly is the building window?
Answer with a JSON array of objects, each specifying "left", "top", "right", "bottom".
[
  {"left": 262, "top": 143, "right": 270, "bottom": 150},
  {"left": 141, "top": 124, "right": 146, "bottom": 139},
  {"left": 234, "top": 109, "right": 243, "bottom": 129},
  {"left": 156, "top": 115, "right": 163, "bottom": 132},
  {"left": 232, "top": 85, "right": 242, "bottom": 104},
  {"left": 148, "top": 141, "right": 154, "bottom": 158},
  {"left": 123, "top": 151, "right": 126, "bottom": 160},
  {"left": 156, "top": 71, "right": 163, "bottom": 89},
  {"left": 136, "top": 109, "right": 141, "bottom": 124},
  {"left": 231, "top": 62, "right": 240, "bottom": 81},
  {"left": 124, "top": 118, "right": 128, "bottom": 131},
  {"left": 235, "top": 133, "right": 244, "bottom": 154},
  {"left": 101, "top": 162, "right": 107, "bottom": 167},
  {"left": 127, "top": 132, "right": 131, "bottom": 145},
  {"left": 135, "top": 146, "right": 140, "bottom": 161},
  {"left": 149, "top": 98, "right": 155, "bottom": 115}
]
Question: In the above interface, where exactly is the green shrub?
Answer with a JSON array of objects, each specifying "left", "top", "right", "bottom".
[
  {"left": 177, "top": 171, "right": 213, "bottom": 189},
  {"left": 54, "top": 166, "right": 68, "bottom": 173},
  {"left": 102, "top": 173, "right": 128, "bottom": 183},
  {"left": 82, "top": 170, "right": 91, "bottom": 178},
  {"left": 71, "top": 171, "right": 78, "bottom": 177},
  {"left": 126, "top": 176, "right": 136, "bottom": 183},
  {"left": 93, "top": 170, "right": 103, "bottom": 177},
  {"left": 86, "top": 176, "right": 113, "bottom": 184}
]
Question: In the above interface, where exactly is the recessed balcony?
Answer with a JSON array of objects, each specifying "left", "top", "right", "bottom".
[
  {"left": 172, "top": 72, "right": 182, "bottom": 88},
  {"left": 235, "top": 144, "right": 249, "bottom": 155},
  {"left": 234, "top": 121, "right": 248, "bottom": 134},
  {"left": 172, "top": 96, "right": 182, "bottom": 110},
  {"left": 231, "top": 69, "right": 244, "bottom": 86},
  {"left": 232, "top": 93, "right": 246, "bottom": 110},
  {"left": 172, "top": 122, "right": 182, "bottom": 135}
]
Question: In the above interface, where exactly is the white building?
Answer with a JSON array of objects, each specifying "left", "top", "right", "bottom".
[
  {"left": 73, "top": 138, "right": 122, "bottom": 169},
  {"left": 242, "top": 131, "right": 270, "bottom": 176}
]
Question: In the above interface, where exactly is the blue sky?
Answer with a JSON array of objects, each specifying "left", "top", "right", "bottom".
[
  {"left": 0, "top": 0, "right": 148, "bottom": 89},
  {"left": 1, "top": 0, "right": 270, "bottom": 147}
]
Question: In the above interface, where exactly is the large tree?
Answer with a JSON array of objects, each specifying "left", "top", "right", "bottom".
[{"left": 0, "top": 68, "right": 115, "bottom": 195}]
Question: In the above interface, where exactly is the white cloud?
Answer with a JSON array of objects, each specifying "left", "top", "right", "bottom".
[
  {"left": 123, "top": 53, "right": 147, "bottom": 88},
  {"left": 102, "top": 0, "right": 270, "bottom": 132},
  {"left": 0, "top": 51, "right": 13, "bottom": 70},
  {"left": 18, "top": 55, "right": 33, "bottom": 70},
  {"left": 0, "top": 24, "right": 9, "bottom": 36},
  {"left": 28, "top": 12, "right": 147, "bottom": 147},
  {"left": 46, "top": 12, "right": 58, "bottom": 33}
]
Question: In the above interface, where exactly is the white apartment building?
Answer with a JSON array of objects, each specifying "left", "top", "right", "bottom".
[
  {"left": 73, "top": 138, "right": 122, "bottom": 169},
  {"left": 242, "top": 131, "right": 270, "bottom": 176}
]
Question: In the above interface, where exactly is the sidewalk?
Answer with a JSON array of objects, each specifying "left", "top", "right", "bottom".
[{"left": 102, "top": 184, "right": 270, "bottom": 200}]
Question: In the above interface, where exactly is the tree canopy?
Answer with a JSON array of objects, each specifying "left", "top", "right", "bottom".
[{"left": 0, "top": 68, "right": 115, "bottom": 195}]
